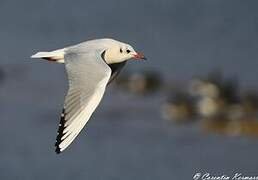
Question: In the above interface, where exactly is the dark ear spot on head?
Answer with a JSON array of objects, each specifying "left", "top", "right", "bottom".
[{"left": 120, "top": 48, "right": 123, "bottom": 53}]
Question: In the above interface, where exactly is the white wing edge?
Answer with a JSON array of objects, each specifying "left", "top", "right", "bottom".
[{"left": 55, "top": 79, "right": 110, "bottom": 154}]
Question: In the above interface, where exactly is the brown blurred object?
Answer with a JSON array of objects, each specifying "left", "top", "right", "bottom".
[
  {"left": 115, "top": 70, "right": 163, "bottom": 95},
  {"left": 161, "top": 91, "right": 196, "bottom": 123},
  {"left": 202, "top": 119, "right": 258, "bottom": 137},
  {"left": 191, "top": 71, "right": 258, "bottom": 137},
  {"left": 240, "top": 92, "right": 258, "bottom": 117},
  {"left": 189, "top": 72, "right": 233, "bottom": 119}
]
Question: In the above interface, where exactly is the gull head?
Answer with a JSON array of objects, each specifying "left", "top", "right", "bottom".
[{"left": 102, "top": 39, "right": 146, "bottom": 64}]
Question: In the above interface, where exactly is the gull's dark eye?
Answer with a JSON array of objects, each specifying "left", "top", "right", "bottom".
[
  {"left": 126, "top": 49, "right": 131, "bottom": 53},
  {"left": 120, "top": 48, "right": 123, "bottom": 53}
]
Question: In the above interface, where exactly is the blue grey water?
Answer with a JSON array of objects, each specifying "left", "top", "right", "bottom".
[{"left": 1, "top": 0, "right": 258, "bottom": 179}]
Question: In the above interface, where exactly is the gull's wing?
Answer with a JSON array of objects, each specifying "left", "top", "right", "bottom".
[
  {"left": 55, "top": 50, "right": 111, "bottom": 154},
  {"left": 108, "top": 61, "right": 127, "bottom": 84}
]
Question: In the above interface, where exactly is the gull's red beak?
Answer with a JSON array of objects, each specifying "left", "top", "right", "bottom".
[{"left": 133, "top": 52, "right": 147, "bottom": 60}]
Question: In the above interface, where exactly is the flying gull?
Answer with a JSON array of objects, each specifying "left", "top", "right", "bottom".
[{"left": 31, "top": 38, "right": 146, "bottom": 154}]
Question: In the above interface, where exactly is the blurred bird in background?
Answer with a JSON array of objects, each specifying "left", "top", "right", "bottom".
[
  {"left": 115, "top": 68, "right": 258, "bottom": 137},
  {"left": 161, "top": 90, "right": 196, "bottom": 123},
  {"left": 114, "top": 70, "right": 162, "bottom": 95},
  {"left": 188, "top": 72, "right": 258, "bottom": 136}
]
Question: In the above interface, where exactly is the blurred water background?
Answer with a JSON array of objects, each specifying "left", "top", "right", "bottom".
[{"left": 1, "top": 0, "right": 258, "bottom": 179}]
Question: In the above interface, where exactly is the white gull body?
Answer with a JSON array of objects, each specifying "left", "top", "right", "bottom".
[{"left": 31, "top": 38, "right": 146, "bottom": 153}]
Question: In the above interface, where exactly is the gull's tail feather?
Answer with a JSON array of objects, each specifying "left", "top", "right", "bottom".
[{"left": 31, "top": 49, "right": 65, "bottom": 63}]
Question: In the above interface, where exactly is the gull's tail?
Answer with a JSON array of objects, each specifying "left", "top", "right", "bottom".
[{"left": 31, "top": 49, "right": 65, "bottom": 63}]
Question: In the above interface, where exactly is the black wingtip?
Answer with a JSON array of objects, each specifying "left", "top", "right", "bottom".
[
  {"left": 55, "top": 108, "right": 66, "bottom": 154},
  {"left": 55, "top": 147, "right": 61, "bottom": 154}
]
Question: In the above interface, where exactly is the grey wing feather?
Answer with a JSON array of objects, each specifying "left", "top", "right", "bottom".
[
  {"left": 108, "top": 61, "right": 127, "bottom": 84},
  {"left": 55, "top": 50, "right": 111, "bottom": 153}
]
